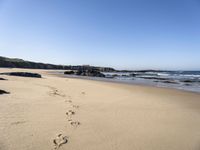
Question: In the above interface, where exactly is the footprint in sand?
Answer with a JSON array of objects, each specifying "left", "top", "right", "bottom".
[
  {"left": 65, "top": 95, "right": 72, "bottom": 103},
  {"left": 68, "top": 119, "right": 73, "bottom": 122},
  {"left": 72, "top": 105, "right": 79, "bottom": 109},
  {"left": 66, "top": 110, "right": 75, "bottom": 116},
  {"left": 53, "top": 134, "right": 68, "bottom": 150},
  {"left": 81, "top": 91, "right": 86, "bottom": 95},
  {"left": 48, "top": 86, "right": 66, "bottom": 97},
  {"left": 67, "top": 119, "right": 81, "bottom": 127},
  {"left": 10, "top": 121, "right": 26, "bottom": 125},
  {"left": 65, "top": 100, "right": 72, "bottom": 103},
  {"left": 70, "top": 121, "right": 81, "bottom": 127},
  {"left": 53, "top": 90, "right": 66, "bottom": 97}
]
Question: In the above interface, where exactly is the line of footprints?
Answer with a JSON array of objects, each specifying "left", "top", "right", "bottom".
[{"left": 52, "top": 88, "right": 83, "bottom": 150}]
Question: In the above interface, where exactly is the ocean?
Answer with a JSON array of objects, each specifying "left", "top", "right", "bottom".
[{"left": 102, "top": 71, "right": 200, "bottom": 93}]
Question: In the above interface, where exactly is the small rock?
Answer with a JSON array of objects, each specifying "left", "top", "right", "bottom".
[
  {"left": 0, "top": 89, "right": 10, "bottom": 95},
  {"left": 0, "top": 78, "right": 6, "bottom": 80},
  {"left": 64, "top": 70, "right": 75, "bottom": 75}
]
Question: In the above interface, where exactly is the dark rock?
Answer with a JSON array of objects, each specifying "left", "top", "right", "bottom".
[
  {"left": 130, "top": 73, "right": 138, "bottom": 77},
  {"left": 181, "top": 80, "right": 195, "bottom": 83},
  {"left": 112, "top": 74, "right": 119, "bottom": 77},
  {"left": 122, "top": 75, "right": 129, "bottom": 77},
  {"left": 74, "top": 69, "right": 105, "bottom": 77},
  {"left": 154, "top": 80, "right": 178, "bottom": 84},
  {"left": 0, "top": 77, "right": 6, "bottom": 80},
  {"left": 0, "top": 72, "right": 42, "bottom": 78},
  {"left": 161, "top": 81, "right": 178, "bottom": 84},
  {"left": 139, "top": 77, "right": 168, "bottom": 80},
  {"left": 0, "top": 89, "right": 10, "bottom": 95},
  {"left": 64, "top": 70, "right": 75, "bottom": 75}
]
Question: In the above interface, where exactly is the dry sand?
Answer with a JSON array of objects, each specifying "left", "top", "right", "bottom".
[{"left": 0, "top": 68, "right": 200, "bottom": 150}]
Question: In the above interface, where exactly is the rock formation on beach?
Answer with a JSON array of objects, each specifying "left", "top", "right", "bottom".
[
  {"left": 0, "top": 72, "right": 42, "bottom": 78},
  {"left": 64, "top": 69, "right": 105, "bottom": 77},
  {"left": 64, "top": 70, "right": 75, "bottom": 75},
  {"left": 75, "top": 69, "right": 105, "bottom": 77}
]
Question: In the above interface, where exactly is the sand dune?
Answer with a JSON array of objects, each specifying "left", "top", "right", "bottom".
[{"left": 0, "top": 68, "right": 200, "bottom": 150}]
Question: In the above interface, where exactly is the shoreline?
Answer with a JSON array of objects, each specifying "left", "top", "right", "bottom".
[
  {"left": 50, "top": 71, "right": 200, "bottom": 95},
  {"left": 1, "top": 68, "right": 199, "bottom": 94}
]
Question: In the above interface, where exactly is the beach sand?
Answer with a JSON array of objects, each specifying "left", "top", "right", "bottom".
[{"left": 0, "top": 68, "right": 200, "bottom": 150}]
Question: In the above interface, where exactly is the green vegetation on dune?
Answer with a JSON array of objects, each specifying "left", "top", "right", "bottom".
[{"left": 0, "top": 56, "right": 115, "bottom": 72}]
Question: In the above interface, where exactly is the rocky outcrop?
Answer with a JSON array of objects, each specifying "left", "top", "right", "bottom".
[
  {"left": 75, "top": 69, "right": 105, "bottom": 77},
  {"left": 64, "top": 69, "right": 105, "bottom": 77},
  {"left": 0, "top": 72, "right": 42, "bottom": 78}
]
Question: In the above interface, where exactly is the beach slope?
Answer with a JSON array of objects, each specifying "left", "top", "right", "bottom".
[{"left": 0, "top": 68, "right": 200, "bottom": 150}]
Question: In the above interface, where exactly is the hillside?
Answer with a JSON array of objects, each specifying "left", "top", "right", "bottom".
[{"left": 0, "top": 56, "right": 115, "bottom": 72}]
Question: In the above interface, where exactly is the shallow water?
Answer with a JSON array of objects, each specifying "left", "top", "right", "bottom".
[{"left": 54, "top": 71, "right": 200, "bottom": 93}]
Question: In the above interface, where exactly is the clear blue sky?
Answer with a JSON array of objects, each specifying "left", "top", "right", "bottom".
[{"left": 0, "top": 0, "right": 200, "bottom": 70}]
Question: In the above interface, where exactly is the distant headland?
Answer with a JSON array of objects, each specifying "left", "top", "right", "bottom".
[{"left": 0, "top": 56, "right": 115, "bottom": 72}]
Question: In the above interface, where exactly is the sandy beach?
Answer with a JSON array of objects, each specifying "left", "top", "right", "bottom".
[{"left": 1, "top": 68, "right": 200, "bottom": 150}]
